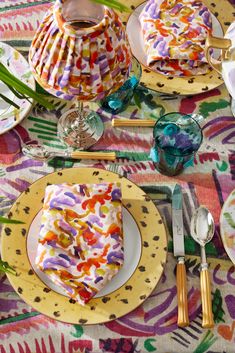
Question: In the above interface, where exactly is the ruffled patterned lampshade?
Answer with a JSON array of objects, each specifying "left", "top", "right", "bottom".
[{"left": 29, "top": 0, "right": 131, "bottom": 102}]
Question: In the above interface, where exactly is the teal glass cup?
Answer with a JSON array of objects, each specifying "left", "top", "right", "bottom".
[{"left": 151, "top": 112, "right": 203, "bottom": 176}]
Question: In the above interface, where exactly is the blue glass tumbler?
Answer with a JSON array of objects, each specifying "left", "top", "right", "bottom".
[
  {"left": 151, "top": 112, "right": 203, "bottom": 176},
  {"left": 99, "top": 57, "right": 142, "bottom": 114}
]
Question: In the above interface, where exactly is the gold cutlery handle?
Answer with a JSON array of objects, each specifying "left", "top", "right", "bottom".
[
  {"left": 176, "top": 260, "right": 189, "bottom": 327},
  {"left": 112, "top": 119, "right": 155, "bottom": 127},
  {"left": 70, "top": 151, "right": 116, "bottom": 161},
  {"left": 200, "top": 267, "right": 214, "bottom": 328},
  {"left": 205, "top": 36, "right": 232, "bottom": 74}
]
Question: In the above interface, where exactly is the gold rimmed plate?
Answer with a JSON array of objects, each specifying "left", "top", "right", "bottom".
[
  {"left": 0, "top": 42, "right": 35, "bottom": 134},
  {"left": 119, "top": 0, "right": 234, "bottom": 95},
  {"left": 220, "top": 189, "right": 235, "bottom": 265},
  {"left": 1, "top": 167, "right": 167, "bottom": 325}
]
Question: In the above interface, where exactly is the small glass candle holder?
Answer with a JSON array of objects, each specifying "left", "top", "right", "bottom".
[
  {"left": 99, "top": 57, "right": 142, "bottom": 114},
  {"left": 151, "top": 112, "right": 203, "bottom": 176}
]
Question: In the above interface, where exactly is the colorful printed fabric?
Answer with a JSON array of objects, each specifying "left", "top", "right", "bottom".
[
  {"left": 139, "top": 0, "right": 213, "bottom": 76},
  {"left": 1, "top": 1, "right": 235, "bottom": 352},
  {"left": 1, "top": 80, "right": 235, "bottom": 352},
  {"left": 29, "top": 0, "right": 131, "bottom": 101},
  {"left": 36, "top": 182, "right": 123, "bottom": 304}
]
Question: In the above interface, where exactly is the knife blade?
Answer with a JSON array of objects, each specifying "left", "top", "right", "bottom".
[{"left": 172, "top": 184, "right": 189, "bottom": 327}]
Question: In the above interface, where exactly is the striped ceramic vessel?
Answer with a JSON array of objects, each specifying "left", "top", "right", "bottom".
[{"left": 29, "top": 0, "right": 131, "bottom": 101}]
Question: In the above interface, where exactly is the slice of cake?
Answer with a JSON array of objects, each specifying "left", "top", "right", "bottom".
[{"left": 36, "top": 182, "right": 123, "bottom": 304}]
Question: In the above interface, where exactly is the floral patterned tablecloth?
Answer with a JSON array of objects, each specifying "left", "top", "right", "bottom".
[{"left": 1, "top": 1, "right": 235, "bottom": 352}]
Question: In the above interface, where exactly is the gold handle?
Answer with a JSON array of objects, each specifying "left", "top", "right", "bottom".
[
  {"left": 112, "top": 119, "right": 155, "bottom": 127},
  {"left": 176, "top": 261, "right": 189, "bottom": 327},
  {"left": 205, "top": 36, "right": 232, "bottom": 74},
  {"left": 200, "top": 268, "right": 214, "bottom": 328},
  {"left": 70, "top": 151, "right": 116, "bottom": 161}
]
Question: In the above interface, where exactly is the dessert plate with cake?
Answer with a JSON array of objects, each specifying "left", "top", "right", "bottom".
[{"left": 1, "top": 167, "right": 167, "bottom": 324}]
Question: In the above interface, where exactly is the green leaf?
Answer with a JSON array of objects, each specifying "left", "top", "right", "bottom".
[
  {"left": 91, "top": 0, "right": 130, "bottom": 12},
  {"left": 5, "top": 82, "right": 27, "bottom": 100},
  {"left": 35, "top": 82, "right": 51, "bottom": 95},
  {"left": 0, "top": 93, "right": 19, "bottom": 109},
  {"left": 0, "top": 63, "right": 55, "bottom": 110},
  {"left": 0, "top": 62, "right": 10, "bottom": 74},
  {"left": 0, "top": 216, "right": 25, "bottom": 224},
  {"left": 0, "top": 260, "right": 17, "bottom": 275}
]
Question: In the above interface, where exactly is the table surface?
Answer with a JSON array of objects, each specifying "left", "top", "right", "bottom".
[{"left": 0, "top": 1, "right": 235, "bottom": 352}]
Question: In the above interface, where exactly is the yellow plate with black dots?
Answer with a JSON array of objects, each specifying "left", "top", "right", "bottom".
[
  {"left": 1, "top": 168, "right": 167, "bottom": 325},
  {"left": 119, "top": 0, "right": 234, "bottom": 95}
]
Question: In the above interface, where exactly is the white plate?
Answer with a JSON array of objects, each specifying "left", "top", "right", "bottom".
[
  {"left": 0, "top": 42, "right": 35, "bottom": 134},
  {"left": 126, "top": 2, "right": 224, "bottom": 75},
  {"left": 220, "top": 189, "right": 235, "bottom": 264},
  {"left": 27, "top": 207, "right": 142, "bottom": 298},
  {"left": 1, "top": 167, "right": 167, "bottom": 325}
]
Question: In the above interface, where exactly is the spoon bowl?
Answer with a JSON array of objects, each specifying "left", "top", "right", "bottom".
[
  {"left": 190, "top": 206, "right": 215, "bottom": 247},
  {"left": 22, "top": 144, "right": 53, "bottom": 161}
]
